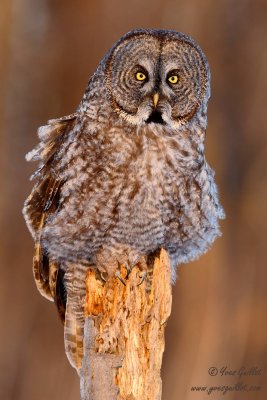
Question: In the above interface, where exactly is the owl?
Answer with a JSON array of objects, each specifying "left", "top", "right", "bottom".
[{"left": 23, "top": 29, "right": 225, "bottom": 373}]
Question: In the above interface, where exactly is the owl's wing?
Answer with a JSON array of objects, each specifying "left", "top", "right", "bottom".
[
  {"left": 24, "top": 113, "right": 88, "bottom": 373},
  {"left": 23, "top": 113, "right": 78, "bottom": 321}
]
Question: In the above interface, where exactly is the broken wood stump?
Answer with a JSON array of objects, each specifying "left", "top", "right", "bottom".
[{"left": 80, "top": 249, "right": 172, "bottom": 400}]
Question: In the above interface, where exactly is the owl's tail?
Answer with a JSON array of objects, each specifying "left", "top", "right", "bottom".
[{"left": 63, "top": 263, "right": 88, "bottom": 374}]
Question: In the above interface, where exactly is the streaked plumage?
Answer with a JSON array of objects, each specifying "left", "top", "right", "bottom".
[{"left": 23, "top": 29, "right": 224, "bottom": 373}]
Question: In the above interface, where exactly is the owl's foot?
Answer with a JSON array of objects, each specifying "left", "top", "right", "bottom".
[
  {"left": 116, "top": 264, "right": 147, "bottom": 287},
  {"left": 96, "top": 250, "right": 147, "bottom": 286}
]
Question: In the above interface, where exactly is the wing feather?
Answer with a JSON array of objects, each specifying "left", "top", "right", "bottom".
[
  {"left": 23, "top": 113, "right": 78, "bottom": 319},
  {"left": 24, "top": 113, "right": 87, "bottom": 371}
]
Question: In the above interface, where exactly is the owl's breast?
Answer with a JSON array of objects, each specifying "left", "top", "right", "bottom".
[
  {"left": 42, "top": 127, "right": 221, "bottom": 266},
  {"left": 99, "top": 131, "right": 193, "bottom": 252}
]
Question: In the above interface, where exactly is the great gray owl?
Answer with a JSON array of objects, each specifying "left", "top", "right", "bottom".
[{"left": 23, "top": 29, "right": 225, "bottom": 373}]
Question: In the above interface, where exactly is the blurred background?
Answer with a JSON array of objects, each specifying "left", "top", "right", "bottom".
[{"left": 1, "top": 0, "right": 267, "bottom": 399}]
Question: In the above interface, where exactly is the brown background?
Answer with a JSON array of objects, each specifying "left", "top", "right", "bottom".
[{"left": 1, "top": 0, "right": 267, "bottom": 399}]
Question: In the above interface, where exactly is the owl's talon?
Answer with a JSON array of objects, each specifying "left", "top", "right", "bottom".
[
  {"left": 100, "top": 271, "right": 108, "bottom": 282},
  {"left": 137, "top": 271, "right": 147, "bottom": 286},
  {"left": 125, "top": 261, "right": 133, "bottom": 279},
  {"left": 115, "top": 271, "right": 126, "bottom": 286}
]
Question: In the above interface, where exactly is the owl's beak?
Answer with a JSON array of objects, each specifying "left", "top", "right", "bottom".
[{"left": 153, "top": 93, "right": 159, "bottom": 108}]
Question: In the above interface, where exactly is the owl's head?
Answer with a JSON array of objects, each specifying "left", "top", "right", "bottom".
[{"left": 103, "top": 29, "right": 210, "bottom": 130}]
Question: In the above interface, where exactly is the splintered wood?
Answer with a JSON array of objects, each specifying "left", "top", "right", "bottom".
[{"left": 80, "top": 249, "right": 172, "bottom": 400}]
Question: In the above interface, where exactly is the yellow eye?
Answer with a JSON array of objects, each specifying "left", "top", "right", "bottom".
[
  {"left": 136, "top": 72, "right": 147, "bottom": 81},
  {"left": 168, "top": 75, "right": 179, "bottom": 84}
]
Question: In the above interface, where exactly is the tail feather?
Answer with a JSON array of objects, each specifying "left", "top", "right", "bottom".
[{"left": 63, "top": 264, "right": 88, "bottom": 374}]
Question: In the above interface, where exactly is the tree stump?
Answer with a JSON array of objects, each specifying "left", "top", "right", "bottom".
[{"left": 80, "top": 249, "right": 172, "bottom": 400}]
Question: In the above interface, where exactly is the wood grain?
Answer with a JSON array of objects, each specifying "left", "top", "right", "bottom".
[{"left": 81, "top": 249, "right": 172, "bottom": 400}]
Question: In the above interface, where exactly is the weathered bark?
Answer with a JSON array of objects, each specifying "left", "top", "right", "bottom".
[{"left": 80, "top": 249, "right": 172, "bottom": 400}]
